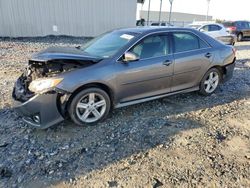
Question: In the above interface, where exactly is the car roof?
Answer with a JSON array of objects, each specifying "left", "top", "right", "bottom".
[
  {"left": 190, "top": 21, "right": 215, "bottom": 25},
  {"left": 203, "top": 23, "right": 224, "bottom": 27},
  {"left": 224, "top": 20, "right": 249, "bottom": 23},
  {"left": 115, "top": 26, "right": 197, "bottom": 34},
  {"left": 189, "top": 23, "right": 223, "bottom": 26}
]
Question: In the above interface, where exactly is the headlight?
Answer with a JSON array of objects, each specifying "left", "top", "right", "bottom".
[{"left": 29, "top": 78, "right": 63, "bottom": 93}]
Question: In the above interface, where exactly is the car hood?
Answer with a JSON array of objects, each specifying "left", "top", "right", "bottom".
[{"left": 30, "top": 46, "right": 102, "bottom": 63}]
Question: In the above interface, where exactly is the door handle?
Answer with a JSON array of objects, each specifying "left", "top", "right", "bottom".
[
  {"left": 205, "top": 53, "right": 212, "bottom": 58},
  {"left": 163, "top": 60, "right": 173, "bottom": 66}
]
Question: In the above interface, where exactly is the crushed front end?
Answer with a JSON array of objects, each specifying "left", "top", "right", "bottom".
[
  {"left": 12, "top": 46, "right": 102, "bottom": 128},
  {"left": 12, "top": 59, "right": 83, "bottom": 129}
]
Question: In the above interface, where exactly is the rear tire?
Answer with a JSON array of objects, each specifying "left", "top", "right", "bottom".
[
  {"left": 199, "top": 68, "right": 222, "bottom": 96},
  {"left": 237, "top": 33, "right": 243, "bottom": 42},
  {"left": 68, "top": 88, "right": 111, "bottom": 126}
]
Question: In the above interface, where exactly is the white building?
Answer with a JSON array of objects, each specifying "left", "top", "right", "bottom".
[
  {"left": 0, "top": 0, "right": 137, "bottom": 37},
  {"left": 140, "top": 10, "right": 213, "bottom": 26}
]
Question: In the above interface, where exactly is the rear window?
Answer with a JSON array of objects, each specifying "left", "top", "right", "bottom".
[
  {"left": 223, "top": 22, "right": 235, "bottom": 27},
  {"left": 173, "top": 32, "right": 209, "bottom": 53}
]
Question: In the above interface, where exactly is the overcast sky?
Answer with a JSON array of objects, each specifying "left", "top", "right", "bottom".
[{"left": 137, "top": 0, "right": 250, "bottom": 21}]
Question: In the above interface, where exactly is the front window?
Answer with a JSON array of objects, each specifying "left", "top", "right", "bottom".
[
  {"left": 200, "top": 25, "right": 209, "bottom": 31},
  {"left": 81, "top": 31, "right": 138, "bottom": 58},
  {"left": 129, "top": 35, "right": 169, "bottom": 59},
  {"left": 237, "top": 21, "right": 249, "bottom": 28}
]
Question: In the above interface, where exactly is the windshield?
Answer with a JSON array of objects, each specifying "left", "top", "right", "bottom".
[{"left": 81, "top": 31, "right": 138, "bottom": 58}]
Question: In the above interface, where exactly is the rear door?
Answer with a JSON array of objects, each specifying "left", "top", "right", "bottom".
[{"left": 171, "top": 31, "right": 213, "bottom": 91}]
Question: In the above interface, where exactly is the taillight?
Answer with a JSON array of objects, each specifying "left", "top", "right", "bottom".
[{"left": 228, "top": 26, "right": 236, "bottom": 31}]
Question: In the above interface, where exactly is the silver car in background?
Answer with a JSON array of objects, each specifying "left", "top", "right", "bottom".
[
  {"left": 189, "top": 22, "right": 236, "bottom": 45},
  {"left": 12, "top": 27, "right": 236, "bottom": 129}
]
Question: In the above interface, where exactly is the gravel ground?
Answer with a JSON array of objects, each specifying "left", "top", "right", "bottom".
[{"left": 0, "top": 37, "right": 249, "bottom": 188}]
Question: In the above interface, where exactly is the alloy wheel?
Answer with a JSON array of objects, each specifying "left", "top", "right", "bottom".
[
  {"left": 204, "top": 71, "right": 219, "bottom": 93},
  {"left": 76, "top": 93, "right": 107, "bottom": 123}
]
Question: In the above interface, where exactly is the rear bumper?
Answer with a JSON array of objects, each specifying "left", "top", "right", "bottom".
[
  {"left": 222, "top": 60, "right": 236, "bottom": 83},
  {"left": 13, "top": 93, "right": 64, "bottom": 129}
]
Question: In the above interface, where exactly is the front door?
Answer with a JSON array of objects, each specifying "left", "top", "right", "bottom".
[{"left": 116, "top": 34, "right": 174, "bottom": 103}]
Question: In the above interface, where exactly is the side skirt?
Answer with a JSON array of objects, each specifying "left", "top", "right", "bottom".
[{"left": 115, "top": 86, "right": 199, "bottom": 108}]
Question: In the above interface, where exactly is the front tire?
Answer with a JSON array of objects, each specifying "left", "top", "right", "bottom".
[
  {"left": 68, "top": 88, "right": 111, "bottom": 126},
  {"left": 199, "top": 68, "right": 221, "bottom": 96}
]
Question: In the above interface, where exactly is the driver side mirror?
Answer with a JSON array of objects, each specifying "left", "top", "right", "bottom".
[{"left": 122, "top": 52, "right": 139, "bottom": 62}]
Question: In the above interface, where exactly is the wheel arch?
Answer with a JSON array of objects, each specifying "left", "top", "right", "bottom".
[
  {"left": 237, "top": 32, "right": 243, "bottom": 41},
  {"left": 209, "top": 65, "right": 226, "bottom": 76},
  {"left": 238, "top": 32, "right": 243, "bottom": 36},
  {"left": 198, "top": 66, "right": 224, "bottom": 88},
  {"left": 66, "top": 82, "right": 115, "bottom": 111},
  {"left": 199, "top": 66, "right": 222, "bottom": 96}
]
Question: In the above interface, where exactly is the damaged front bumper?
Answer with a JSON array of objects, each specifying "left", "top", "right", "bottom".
[{"left": 13, "top": 93, "right": 65, "bottom": 129}]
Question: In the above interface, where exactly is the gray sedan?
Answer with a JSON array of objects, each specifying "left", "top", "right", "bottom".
[{"left": 12, "top": 27, "right": 236, "bottom": 129}]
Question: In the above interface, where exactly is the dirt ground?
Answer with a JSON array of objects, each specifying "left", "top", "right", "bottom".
[{"left": 0, "top": 37, "right": 249, "bottom": 188}]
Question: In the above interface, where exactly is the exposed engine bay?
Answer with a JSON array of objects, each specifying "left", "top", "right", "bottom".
[{"left": 12, "top": 59, "right": 96, "bottom": 102}]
